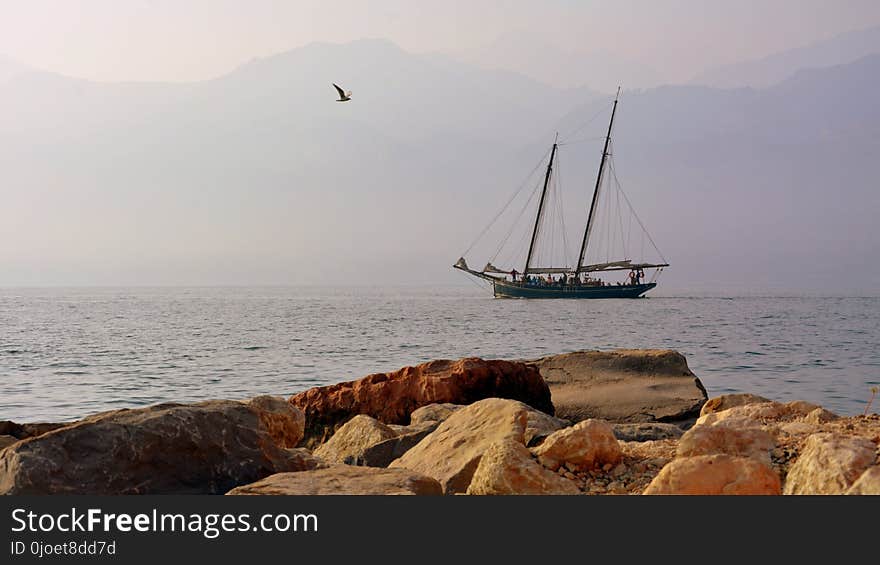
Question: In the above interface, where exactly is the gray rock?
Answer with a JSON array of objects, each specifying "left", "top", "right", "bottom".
[
  {"left": 525, "top": 410, "right": 570, "bottom": 447},
  {"left": 409, "top": 403, "right": 463, "bottom": 425},
  {"left": 0, "top": 420, "right": 67, "bottom": 440},
  {"left": 612, "top": 422, "right": 685, "bottom": 442},
  {"left": 313, "top": 414, "right": 397, "bottom": 465},
  {"left": 0, "top": 396, "right": 317, "bottom": 495},
  {"left": 359, "top": 422, "right": 440, "bottom": 467},
  {"left": 525, "top": 349, "right": 707, "bottom": 424}
]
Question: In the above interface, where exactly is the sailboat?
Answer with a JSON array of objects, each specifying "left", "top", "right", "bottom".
[{"left": 454, "top": 89, "right": 668, "bottom": 298}]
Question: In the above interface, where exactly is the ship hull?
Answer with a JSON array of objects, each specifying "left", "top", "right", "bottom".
[{"left": 492, "top": 281, "right": 656, "bottom": 299}]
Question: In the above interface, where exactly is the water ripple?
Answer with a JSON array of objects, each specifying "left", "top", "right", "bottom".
[{"left": 1, "top": 287, "right": 878, "bottom": 421}]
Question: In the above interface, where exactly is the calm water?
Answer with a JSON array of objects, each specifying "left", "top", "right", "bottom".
[{"left": 1, "top": 286, "right": 879, "bottom": 422}]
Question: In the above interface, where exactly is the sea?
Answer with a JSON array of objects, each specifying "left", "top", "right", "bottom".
[{"left": 1, "top": 286, "right": 878, "bottom": 423}]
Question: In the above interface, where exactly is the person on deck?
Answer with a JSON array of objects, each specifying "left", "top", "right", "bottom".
[{"left": 510, "top": 269, "right": 518, "bottom": 282}]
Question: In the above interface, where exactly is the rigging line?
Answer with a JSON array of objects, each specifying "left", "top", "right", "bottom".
[
  {"left": 461, "top": 148, "right": 551, "bottom": 257},
  {"left": 608, "top": 155, "right": 668, "bottom": 264},
  {"left": 538, "top": 187, "right": 556, "bottom": 267},
  {"left": 536, "top": 170, "right": 556, "bottom": 269},
  {"left": 558, "top": 100, "right": 615, "bottom": 144},
  {"left": 456, "top": 269, "right": 492, "bottom": 292},
  {"left": 610, "top": 159, "right": 628, "bottom": 259},
  {"left": 503, "top": 219, "right": 535, "bottom": 268},
  {"left": 554, "top": 151, "right": 573, "bottom": 267},
  {"left": 624, "top": 168, "right": 633, "bottom": 260},
  {"left": 605, "top": 171, "right": 613, "bottom": 263},
  {"left": 489, "top": 175, "right": 544, "bottom": 263},
  {"left": 551, "top": 173, "right": 561, "bottom": 266}
]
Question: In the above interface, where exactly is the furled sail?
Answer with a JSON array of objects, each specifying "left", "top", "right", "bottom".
[
  {"left": 483, "top": 262, "right": 512, "bottom": 274},
  {"left": 581, "top": 260, "right": 669, "bottom": 272},
  {"left": 523, "top": 267, "right": 572, "bottom": 274}
]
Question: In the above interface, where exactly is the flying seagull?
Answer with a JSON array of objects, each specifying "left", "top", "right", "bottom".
[{"left": 332, "top": 83, "right": 352, "bottom": 102}]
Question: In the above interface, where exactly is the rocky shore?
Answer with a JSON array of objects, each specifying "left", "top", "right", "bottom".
[{"left": 1, "top": 349, "right": 878, "bottom": 495}]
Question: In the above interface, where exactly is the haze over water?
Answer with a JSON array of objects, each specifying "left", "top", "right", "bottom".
[{"left": 2, "top": 286, "right": 878, "bottom": 422}]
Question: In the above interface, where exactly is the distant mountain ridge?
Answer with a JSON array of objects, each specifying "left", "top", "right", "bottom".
[
  {"left": 451, "top": 31, "right": 663, "bottom": 91},
  {"left": 692, "top": 25, "right": 880, "bottom": 88}
]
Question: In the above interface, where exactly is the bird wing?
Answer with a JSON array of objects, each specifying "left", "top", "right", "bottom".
[{"left": 332, "top": 83, "right": 346, "bottom": 98}]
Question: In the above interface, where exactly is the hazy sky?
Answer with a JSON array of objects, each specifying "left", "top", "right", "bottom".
[
  {"left": 2, "top": 0, "right": 880, "bottom": 83},
  {"left": 2, "top": 1, "right": 879, "bottom": 290}
]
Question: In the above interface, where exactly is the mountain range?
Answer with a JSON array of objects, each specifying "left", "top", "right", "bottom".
[
  {"left": 1, "top": 39, "right": 878, "bottom": 291},
  {"left": 452, "top": 32, "right": 663, "bottom": 91},
  {"left": 692, "top": 25, "right": 880, "bottom": 88}
]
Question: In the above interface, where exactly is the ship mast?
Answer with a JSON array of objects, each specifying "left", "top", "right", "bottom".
[
  {"left": 576, "top": 87, "right": 620, "bottom": 275},
  {"left": 523, "top": 134, "right": 558, "bottom": 275}
]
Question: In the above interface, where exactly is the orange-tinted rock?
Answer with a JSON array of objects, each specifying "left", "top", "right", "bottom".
[
  {"left": 531, "top": 419, "right": 622, "bottom": 471},
  {"left": 677, "top": 424, "right": 775, "bottom": 466},
  {"left": 467, "top": 439, "right": 580, "bottom": 495},
  {"left": 695, "top": 400, "right": 827, "bottom": 429},
  {"left": 0, "top": 396, "right": 315, "bottom": 495},
  {"left": 227, "top": 466, "right": 442, "bottom": 495},
  {"left": 846, "top": 466, "right": 880, "bottom": 495},
  {"left": 313, "top": 415, "right": 398, "bottom": 465},
  {"left": 388, "top": 398, "right": 529, "bottom": 494},
  {"left": 290, "top": 357, "right": 553, "bottom": 448},
  {"left": 783, "top": 433, "right": 876, "bottom": 495},
  {"left": 699, "top": 394, "right": 773, "bottom": 417},
  {"left": 644, "top": 455, "right": 782, "bottom": 495}
]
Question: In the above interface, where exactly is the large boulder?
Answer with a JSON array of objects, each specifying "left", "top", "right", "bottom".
[
  {"left": 388, "top": 398, "right": 529, "bottom": 494},
  {"left": 409, "top": 402, "right": 566, "bottom": 448},
  {"left": 466, "top": 439, "right": 580, "bottom": 495},
  {"left": 527, "top": 350, "right": 707, "bottom": 424},
  {"left": 643, "top": 455, "right": 782, "bottom": 495},
  {"left": 290, "top": 358, "right": 553, "bottom": 448},
  {"left": 677, "top": 424, "right": 775, "bottom": 466},
  {"left": 783, "top": 433, "right": 876, "bottom": 495},
  {"left": 0, "top": 396, "right": 317, "bottom": 494},
  {"left": 531, "top": 419, "right": 622, "bottom": 471},
  {"left": 846, "top": 466, "right": 880, "bottom": 495},
  {"left": 313, "top": 415, "right": 398, "bottom": 465},
  {"left": 227, "top": 466, "right": 442, "bottom": 495}
]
